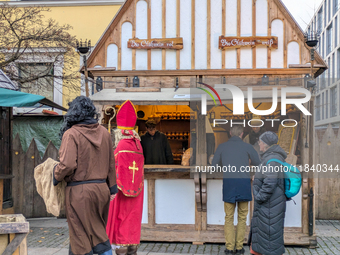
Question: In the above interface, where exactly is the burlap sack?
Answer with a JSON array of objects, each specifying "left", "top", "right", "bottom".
[
  {"left": 181, "top": 148, "right": 193, "bottom": 166},
  {"left": 34, "top": 158, "right": 66, "bottom": 217}
]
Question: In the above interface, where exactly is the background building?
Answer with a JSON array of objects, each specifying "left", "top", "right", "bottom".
[
  {"left": 2, "top": 0, "right": 124, "bottom": 110},
  {"left": 306, "top": 0, "right": 340, "bottom": 128},
  {"left": 306, "top": 0, "right": 340, "bottom": 221}
]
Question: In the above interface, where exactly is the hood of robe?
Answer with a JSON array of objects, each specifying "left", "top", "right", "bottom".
[{"left": 72, "top": 123, "right": 103, "bottom": 148}]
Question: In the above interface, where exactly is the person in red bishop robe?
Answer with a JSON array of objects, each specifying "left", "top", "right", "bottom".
[{"left": 106, "top": 100, "right": 144, "bottom": 255}]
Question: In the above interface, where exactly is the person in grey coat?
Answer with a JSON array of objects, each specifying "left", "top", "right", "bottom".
[{"left": 249, "top": 131, "right": 287, "bottom": 255}]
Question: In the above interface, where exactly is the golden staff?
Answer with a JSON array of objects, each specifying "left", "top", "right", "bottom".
[{"left": 104, "top": 106, "right": 116, "bottom": 134}]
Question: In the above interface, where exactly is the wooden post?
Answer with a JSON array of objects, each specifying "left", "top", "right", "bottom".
[
  {"left": 237, "top": 0, "right": 241, "bottom": 69},
  {"left": 207, "top": 0, "right": 211, "bottom": 69},
  {"left": 191, "top": 0, "right": 195, "bottom": 69},
  {"left": 267, "top": 0, "right": 271, "bottom": 68},
  {"left": 12, "top": 135, "right": 24, "bottom": 214},
  {"left": 308, "top": 98, "right": 315, "bottom": 236},
  {"left": 147, "top": 1, "right": 151, "bottom": 70},
  {"left": 148, "top": 179, "right": 155, "bottom": 227},
  {"left": 196, "top": 103, "right": 207, "bottom": 231},
  {"left": 301, "top": 104, "right": 309, "bottom": 235},
  {"left": 0, "top": 180, "right": 3, "bottom": 215},
  {"left": 252, "top": 0, "right": 256, "bottom": 69},
  {"left": 176, "top": 0, "right": 180, "bottom": 70},
  {"left": 84, "top": 55, "right": 89, "bottom": 97}
]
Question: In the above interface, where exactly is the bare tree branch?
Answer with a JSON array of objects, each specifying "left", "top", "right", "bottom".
[{"left": 0, "top": 3, "right": 80, "bottom": 95}]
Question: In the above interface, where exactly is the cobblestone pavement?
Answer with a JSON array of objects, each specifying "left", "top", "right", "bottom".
[{"left": 27, "top": 219, "right": 340, "bottom": 254}]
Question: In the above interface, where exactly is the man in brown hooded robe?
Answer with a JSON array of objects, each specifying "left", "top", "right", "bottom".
[{"left": 53, "top": 96, "right": 117, "bottom": 255}]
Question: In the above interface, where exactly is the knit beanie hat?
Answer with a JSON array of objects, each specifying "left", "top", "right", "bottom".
[{"left": 259, "top": 131, "right": 278, "bottom": 146}]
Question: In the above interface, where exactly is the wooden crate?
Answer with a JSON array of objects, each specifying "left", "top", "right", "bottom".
[{"left": 0, "top": 214, "right": 29, "bottom": 255}]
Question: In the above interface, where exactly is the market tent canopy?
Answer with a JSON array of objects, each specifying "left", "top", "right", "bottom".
[
  {"left": 0, "top": 88, "right": 67, "bottom": 111},
  {"left": 90, "top": 87, "right": 308, "bottom": 105}
]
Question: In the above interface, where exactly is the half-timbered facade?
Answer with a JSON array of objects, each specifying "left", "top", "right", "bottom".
[{"left": 86, "top": 0, "right": 327, "bottom": 246}]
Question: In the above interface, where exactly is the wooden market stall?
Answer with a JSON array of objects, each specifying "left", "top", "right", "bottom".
[{"left": 85, "top": 0, "right": 327, "bottom": 247}]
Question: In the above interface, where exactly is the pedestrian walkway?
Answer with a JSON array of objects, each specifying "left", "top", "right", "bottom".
[{"left": 27, "top": 218, "right": 340, "bottom": 254}]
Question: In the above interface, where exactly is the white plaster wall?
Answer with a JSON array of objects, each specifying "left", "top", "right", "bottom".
[
  {"left": 256, "top": 48, "right": 268, "bottom": 68},
  {"left": 256, "top": 0, "right": 268, "bottom": 35},
  {"left": 226, "top": 0, "right": 237, "bottom": 36},
  {"left": 284, "top": 189, "right": 302, "bottom": 227},
  {"left": 195, "top": 0, "right": 208, "bottom": 69},
  {"left": 107, "top": 44, "right": 118, "bottom": 68},
  {"left": 225, "top": 0, "right": 237, "bottom": 69},
  {"left": 142, "top": 180, "right": 148, "bottom": 224},
  {"left": 166, "top": 0, "right": 177, "bottom": 70},
  {"left": 225, "top": 50, "right": 237, "bottom": 69},
  {"left": 207, "top": 179, "right": 301, "bottom": 227},
  {"left": 136, "top": 0, "right": 148, "bottom": 70},
  {"left": 210, "top": 0, "right": 222, "bottom": 69},
  {"left": 207, "top": 180, "right": 250, "bottom": 226},
  {"left": 241, "top": 0, "right": 252, "bottom": 36},
  {"left": 240, "top": 48, "right": 252, "bottom": 69},
  {"left": 287, "top": 41, "right": 300, "bottom": 65},
  {"left": 240, "top": 0, "right": 252, "bottom": 69},
  {"left": 151, "top": 0, "right": 162, "bottom": 70},
  {"left": 155, "top": 179, "right": 195, "bottom": 224},
  {"left": 121, "top": 22, "right": 133, "bottom": 70},
  {"left": 256, "top": 0, "right": 268, "bottom": 68},
  {"left": 180, "top": 0, "right": 192, "bottom": 69},
  {"left": 271, "top": 19, "right": 284, "bottom": 68}
]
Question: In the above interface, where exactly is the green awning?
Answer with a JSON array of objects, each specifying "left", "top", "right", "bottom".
[{"left": 0, "top": 88, "right": 67, "bottom": 111}]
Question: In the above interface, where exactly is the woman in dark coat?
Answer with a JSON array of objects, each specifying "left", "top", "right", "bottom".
[{"left": 249, "top": 131, "right": 287, "bottom": 255}]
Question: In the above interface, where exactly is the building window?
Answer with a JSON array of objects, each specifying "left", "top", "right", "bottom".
[
  {"left": 330, "top": 86, "right": 337, "bottom": 117},
  {"left": 338, "top": 48, "right": 340, "bottom": 80},
  {"left": 320, "top": 72, "right": 326, "bottom": 89},
  {"left": 316, "top": 95, "right": 321, "bottom": 121},
  {"left": 326, "top": 90, "right": 329, "bottom": 119},
  {"left": 322, "top": 92, "right": 325, "bottom": 119},
  {"left": 318, "top": 7, "right": 323, "bottom": 32},
  {"left": 321, "top": 32, "right": 325, "bottom": 57},
  {"left": 327, "top": 23, "right": 332, "bottom": 55},
  {"left": 334, "top": 0, "right": 339, "bottom": 15},
  {"left": 325, "top": 1, "right": 327, "bottom": 27},
  {"left": 18, "top": 63, "right": 54, "bottom": 101},
  {"left": 335, "top": 16, "right": 338, "bottom": 46},
  {"left": 333, "top": 53, "right": 335, "bottom": 83},
  {"left": 314, "top": 16, "right": 317, "bottom": 31},
  {"left": 328, "top": 0, "right": 331, "bottom": 21},
  {"left": 328, "top": 58, "right": 331, "bottom": 86}
]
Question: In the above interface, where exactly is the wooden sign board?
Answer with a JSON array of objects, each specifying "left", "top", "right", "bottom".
[
  {"left": 128, "top": 38, "right": 183, "bottom": 50},
  {"left": 219, "top": 36, "right": 278, "bottom": 49}
]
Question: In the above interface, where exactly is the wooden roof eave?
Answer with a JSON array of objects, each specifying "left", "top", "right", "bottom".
[
  {"left": 88, "top": 68, "right": 323, "bottom": 77},
  {"left": 90, "top": 88, "right": 309, "bottom": 106}
]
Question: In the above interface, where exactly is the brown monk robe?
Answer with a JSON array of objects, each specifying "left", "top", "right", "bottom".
[{"left": 54, "top": 123, "right": 116, "bottom": 255}]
